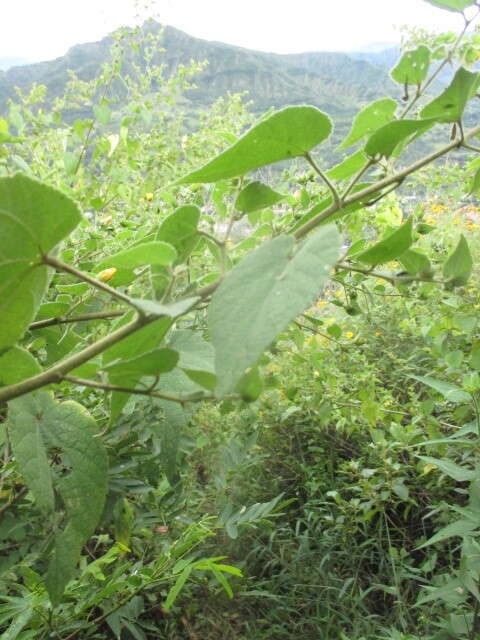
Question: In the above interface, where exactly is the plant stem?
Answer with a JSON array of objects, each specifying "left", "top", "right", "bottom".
[
  {"left": 62, "top": 375, "right": 207, "bottom": 405},
  {"left": 29, "top": 310, "right": 125, "bottom": 330},
  {"left": 305, "top": 151, "right": 342, "bottom": 207},
  {"left": 0, "top": 316, "right": 147, "bottom": 403},
  {"left": 43, "top": 255, "right": 139, "bottom": 312},
  {"left": 294, "top": 122, "right": 480, "bottom": 239}
]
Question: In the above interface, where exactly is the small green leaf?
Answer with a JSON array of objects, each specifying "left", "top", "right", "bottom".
[
  {"left": 104, "top": 348, "right": 178, "bottom": 379},
  {"left": 96, "top": 241, "right": 177, "bottom": 271},
  {"left": 0, "top": 347, "right": 41, "bottom": 385},
  {"left": 399, "top": 249, "right": 432, "bottom": 275},
  {"left": 410, "top": 374, "right": 471, "bottom": 403},
  {"left": 235, "top": 181, "right": 286, "bottom": 213},
  {"left": 356, "top": 218, "right": 413, "bottom": 265},
  {"left": 236, "top": 366, "right": 263, "bottom": 402},
  {"left": 178, "top": 106, "right": 332, "bottom": 183},
  {"left": 365, "top": 119, "right": 435, "bottom": 158},
  {"left": 164, "top": 566, "right": 193, "bottom": 611},
  {"left": 326, "top": 150, "right": 369, "bottom": 181},
  {"left": 338, "top": 99, "right": 397, "bottom": 150},
  {"left": 423, "top": 0, "right": 477, "bottom": 11},
  {"left": 417, "top": 456, "right": 476, "bottom": 482},
  {"left": 420, "top": 67, "right": 480, "bottom": 123},
  {"left": 209, "top": 225, "right": 341, "bottom": 396},
  {"left": 443, "top": 235, "right": 473, "bottom": 285},
  {"left": 391, "top": 46, "right": 431, "bottom": 86},
  {"left": 93, "top": 101, "right": 111, "bottom": 125},
  {"left": 0, "top": 174, "right": 81, "bottom": 351},
  {"left": 468, "top": 167, "right": 480, "bottom": 194},
  {"left": 417, "top": 519, "right": 478, "bottom": 550}
]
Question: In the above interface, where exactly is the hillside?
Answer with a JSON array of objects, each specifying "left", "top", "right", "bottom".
[{"left": 0, "top": 21, "right": 395, "bottom": 125}]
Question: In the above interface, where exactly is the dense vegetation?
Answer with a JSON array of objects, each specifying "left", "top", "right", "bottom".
[{"left": 2, "top": 1, "right": 480, "bottom": 638}]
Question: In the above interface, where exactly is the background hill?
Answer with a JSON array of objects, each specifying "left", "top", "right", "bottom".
[{"left": 0, "top": 21, "right": 396, "bottom": 124}]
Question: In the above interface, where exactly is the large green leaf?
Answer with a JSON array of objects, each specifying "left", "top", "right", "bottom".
[
  {"left": 410, "top": 375, "right": 471, "bottom": 403},
  {"left": 208, "top": 226, "right": 341, "bottom": 396},
  {"left": 356, "top": 218, "right": 413, "bottom": 265},
  {"left": 338, "top": 99, "right": 397, "bottom": 150},
  {"left": 235, "top": 181, "right": 286, "bottom": 213},
  {"left": 365, "top": 119, "right": 436, "bottom": 158},
  {"left": 391, "top": 46, "right": 431, "bottom": 86},
  {"left": 423, "top": 0, "right": 477, "bottom": 11},
  {"left": 7, "top": 391, "right": 108, "bottom": 605},
  {"left": 178, "top": 106, "right": 332, "bottom": 183},
  {"left": 0, "top": 174, "right": 81, "bottom": 351},
  {"left": 420, "top": 67, "right": 480, "bottom": 123},
  {"left": 443, "top": 235, "right": 473, "bottom": 285},
  {"left": 156, "top": 205, "right": 200, "bottom": 264},
  {"left": 96, "top": 241, "right": 177, "bottom": 271}
]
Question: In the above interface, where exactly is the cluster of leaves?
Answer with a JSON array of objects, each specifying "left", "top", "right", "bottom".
[{"left": 1, "top": 0, "right": 480, "bottom": 637}]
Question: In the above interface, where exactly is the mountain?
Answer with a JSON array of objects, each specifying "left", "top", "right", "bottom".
[{"left": 0, "top": 21, "right": 396, "bottom": 131}]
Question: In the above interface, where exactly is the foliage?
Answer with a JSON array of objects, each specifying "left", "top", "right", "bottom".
[{"left": 1, "top": 2, "right": 480, "bottom": 638}]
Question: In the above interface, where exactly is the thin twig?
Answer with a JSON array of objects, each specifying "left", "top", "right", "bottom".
[
  {"left": 29, "top": 310, "right": 125, "bottom": 331},
  {"left": 294, "top": 121, "right": 480, "bottom": 239},
  {"left": 43, "top": 255, "right": 139, "bottom": 312},
  {"left": 305, "top": 152, "right": 342, "bottom": 207},
  {"left": 62, "top": 375, "right": 208, "bottom": 406}
]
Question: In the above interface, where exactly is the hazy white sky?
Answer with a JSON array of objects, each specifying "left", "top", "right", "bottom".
[{"left": 1, "top": 0, "right": 466, "bottom": 61}]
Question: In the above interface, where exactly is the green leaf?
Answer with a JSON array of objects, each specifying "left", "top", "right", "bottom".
[
  {"left": 156, "top": 205, "right": 200, "bottom": 264},
  {"left": 168, "top": 330, "right": 216, "bottom": 390},
  {"left": 154, "top": 399, "right": 188, "bottom": 485},
  {"left": 235, "top": 181, "right": 286, "bottom": 213},
  {"left": 208, "top": 225, "right": 341, "bottom": 396},
  {"left": 7, "top": 392, "right": 108, "bottom": 605},
  {"left": 104, "top": 348, "right": 179, "bottom": 379},
  {"left": 410, "top": 375, "right": 471, "bottom": 403},
  {"left": 96, "top": 241, "right": 177, "bottom": 271},
  {"left": 178, "top": 106, "right": 332, "bottom": 183},
  {"left": 468, "top": 167, "right": 480, "bottom": 194},
  {"left": 103, "top": 315, "right": 172, "bottom": 366},
  {"left": 326, "top": 150, "right": 369, "bottom": 181},
  {"left": 338, "top": 99, "right": 397, "bottom": 150},
  {"left": 443, "top": 235, "right": 473, "bottom": 285},
  {"left": 164, "top": 566, "right": 193, "bottom": 611},
  {"left": 365, "top": 119, "right": 436, "bottom": 158},
  {"left": 356, "top": 218, "right": 413, "bottom": 265},
  {"left": 423, "top": 0, "right": 477, "bottom": 11},
  {"left": 93, "top": 101, "right": 111, "bottom": 125},
  {"left": 0, "top": 174, "right": 81, "bottom": 351},
  {"left": 0, "top": 347, "right": 41, "bottom": 385},
  {"left": 7, "top": 393, "right": 55, "bottom": 514},
  {"left": 417, "top": 519, "right": 478, "bottom": 550},
  {"left": 391, "top": 46, "right": 431, "bottom": 86},
  {"left": 398, "top": 249, "right": 432, "bottom": 276},
  {"left": 420, "top": 67, "right": 480, "bottom": 123},
  {"left": 236, "top": 366, "right": 263, "bottom": 402},
  {"left": 417, "top": 456, "right": 476, "bottom": 482}
]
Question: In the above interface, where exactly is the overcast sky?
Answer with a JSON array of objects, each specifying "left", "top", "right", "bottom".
[{"left": 1, "top": 0, "right": 466, "bottom": 62}]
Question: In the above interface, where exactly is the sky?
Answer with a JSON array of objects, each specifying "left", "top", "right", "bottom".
[{"left": 1, "top": 0, "right": 468, "bottom": 62}]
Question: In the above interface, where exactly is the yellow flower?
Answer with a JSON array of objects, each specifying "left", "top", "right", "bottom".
[
  {"left": 98, "top": 267, "right": 117, "bottom": 282},
  {"left": 334, "top": 291, "right": 343, "bottom": 298},
  {"left": 313, "top": 370, "right": 320, "bottom": 377},
  {"left": 145, "top": 192, "right": 154, "bottom": 201},
  {"left": 316, "top": 300, "right": 327, "bottom": 307},
  {"left": 375, "top": 331, "right": 381, "bottom": 336},
  {"left": 306, "top": 336, "right": 314, "bottom": 344},
  {"left": 345, "top": 331, "right": 354, "bottom": 339}
]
